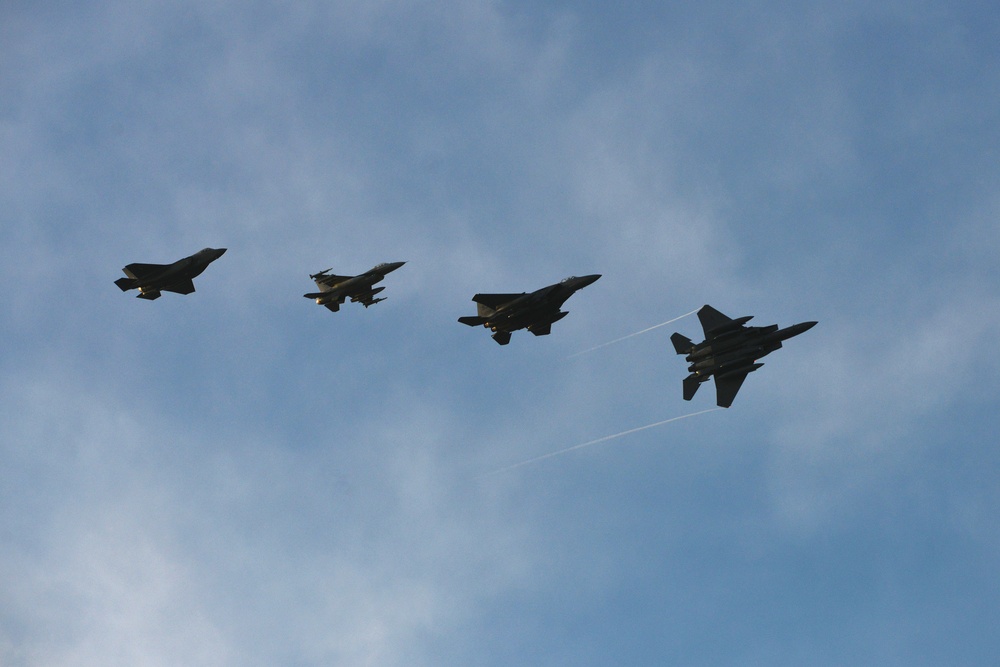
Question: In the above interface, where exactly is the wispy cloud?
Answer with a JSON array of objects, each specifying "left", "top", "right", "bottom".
[{"left": 4, "top": 1, "right": 1000, "bottom": 664}]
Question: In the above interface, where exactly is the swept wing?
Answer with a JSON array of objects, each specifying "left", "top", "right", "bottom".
[
  {"left": 698, "top": 305, "right": 735, "bottom": 337},
  {"left": 715, "top": 370, "right": 750, "bottom": 408},
  {"left": 471, "top": 293, "right": 525, "bottom": 309},
  {"left": 314, "top": 274, "right": 352, "bottom": 288},
  {"left": 123, "top": 263, "right": 169, "bottom": 280},
  {"left": 163, "top": 279, "right": 196, "bottom": 295}
]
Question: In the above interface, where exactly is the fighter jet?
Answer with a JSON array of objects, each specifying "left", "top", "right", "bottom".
[
  {"left": 304, "top": 261, "right": 406, "bottom": 312},
  {"left": 114, "top": 247, "right": 227, "bottom": 300},
  {"left": 458, "top": 274, "right": 601, "bottom": 345},
  {"left": 670, "top": 305, "right": 816, "bottom": 407}
]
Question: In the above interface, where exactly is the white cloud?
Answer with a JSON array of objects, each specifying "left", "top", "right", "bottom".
[
  {"left": 763, "top": 287, "right": 1000, "bottom": 533},
  {"left": 0, "top": 364, "right": 545, "bottom": 666},
  {"left": 5, "top": 1, "right": 1000, "bottom": 664}
]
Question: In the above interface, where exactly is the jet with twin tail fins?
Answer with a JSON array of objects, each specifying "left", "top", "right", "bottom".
[
  {"left": 458, "top": 274, "right": 601, "bottom": 345},
  {"left": 114, "top": 247, "right": 227, "bottom": 300},
  {"left": 304, "top": 261, "right": 406, "bottom": 312},
  {"left": 670, "top": 305, "right": 817, "bottom": 408}
]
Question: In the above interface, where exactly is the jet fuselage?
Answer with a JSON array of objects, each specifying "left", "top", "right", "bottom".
[
  {"left": 115, "top": 247, "right": 227, "bottom": 299},
  {"left": 459, "top": 274, "right": 601, "bottom": 344},
  {"left": 672, "top": 305, "right": 816, "bottom": 407},
  {"left": 305, "top": 261, "right": 405, "bottom": 310},
  {"left": 685, "top": 322, "right": 815, "bottom": 376}
]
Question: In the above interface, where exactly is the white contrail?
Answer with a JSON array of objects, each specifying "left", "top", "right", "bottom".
[
  {"left": 567, "top": 309, "right": 699, "bottom": 358},
  {"left": 480, "top": 407, "right": 723, "bottom": 477}
]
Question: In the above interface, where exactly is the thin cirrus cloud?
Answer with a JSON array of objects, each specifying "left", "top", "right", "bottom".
[{"left": 2, "top": 1, "right": 999, "bottom": 665}]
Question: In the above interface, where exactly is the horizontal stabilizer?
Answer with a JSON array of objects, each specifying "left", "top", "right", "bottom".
[
  {"left": 458, "top": 316, "right": 487, "bottom": 327},
  {"left": 137, "top": 290, "right": 161, "bottom": 300},
  {"left": 671, "top": 332, "right": 694, "bottom": 355},
  {"left": 115, "top": 277, "right": 136, "bottom": 292}
]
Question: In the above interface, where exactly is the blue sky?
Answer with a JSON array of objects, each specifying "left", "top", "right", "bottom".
[{"left": 2, "top": 1, "right": 999, "bottom": 665}]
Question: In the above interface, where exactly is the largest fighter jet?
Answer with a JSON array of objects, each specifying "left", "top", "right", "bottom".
[
  {"left": 114, "top": 247, "right": 226, "bottom": 299},
  {"left": 458, "top": 274, "right": 601, "bottom": 345},
  {"left": 304, "top": 261, "right": 405, "bottom": 312},
  {"left": 670, "top": 305, "right": 816, "bottom": 407}
]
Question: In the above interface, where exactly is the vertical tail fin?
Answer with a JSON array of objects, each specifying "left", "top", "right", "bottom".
[
  {"left": 682, "top": 374, "right": 701, "bottom": 401},
  {"left": 492, "top": 331, "right": 512, "bottom": 345}
]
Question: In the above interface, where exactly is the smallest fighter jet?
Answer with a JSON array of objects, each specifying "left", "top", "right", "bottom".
[
  {"left": 671, "top": 305, "right": 816, "bottom": 407},
  {"left": 114, "top": 247, "right": 227, "bottom": 300},
  {"left": 459, "top": 274, "right": 601, "bottom": 345},
  {"left": 305, "top": 261, "right": 406, "bottom": 312}
]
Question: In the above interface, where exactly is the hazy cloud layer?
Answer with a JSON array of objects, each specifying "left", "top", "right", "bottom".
[{"left": 2, "top": 1, "right": 998, "bottom": 665}]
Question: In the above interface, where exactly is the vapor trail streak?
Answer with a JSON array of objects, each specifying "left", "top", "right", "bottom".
[
  {"left": 567, "top": 309, "right": 699, "bottom": 358},
  {"left": 481, "top": 407, "right": 722, "bottom": 477}
]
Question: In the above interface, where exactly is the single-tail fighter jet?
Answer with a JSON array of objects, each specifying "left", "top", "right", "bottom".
[
  {"left": 670, "top": 305, "right": 816, "bottom": 407},
  {"left": 458, "top": 274, "right": 601, "bottom": 345},
  {"left": 305, "top": 262, "right": 406, "bottom": 312},
  {"left": 114, "top": 247, "right": 227, "bottom": 300}
]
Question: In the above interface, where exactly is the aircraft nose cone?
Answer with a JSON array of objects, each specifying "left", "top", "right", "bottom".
[
  {"left": 213, "top": 248, "right": 227, "bottom": 258},
  {"left": 577, "top": 274, "right": 601, "bottom": 287},
  {"left": 789, "top": 321, "right": 817, "bottom": 336}
]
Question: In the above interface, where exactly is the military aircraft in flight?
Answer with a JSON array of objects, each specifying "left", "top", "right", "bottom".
[
  {"left": 670, "top": 305, "right": 816, "bottom": 407},
  {"left": 305, "top": 261, "right": 406, "bottom": 312},
  {"left": 458, "top": 274, "right": 601, "bottom": 345},
  {"left": 114, "top": 247, "right": 227, "bottom": 300}
]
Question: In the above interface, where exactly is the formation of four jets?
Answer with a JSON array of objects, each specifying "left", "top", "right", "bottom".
[{"left": 115, "top": 247, "right": 815, "bottom": 407}]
